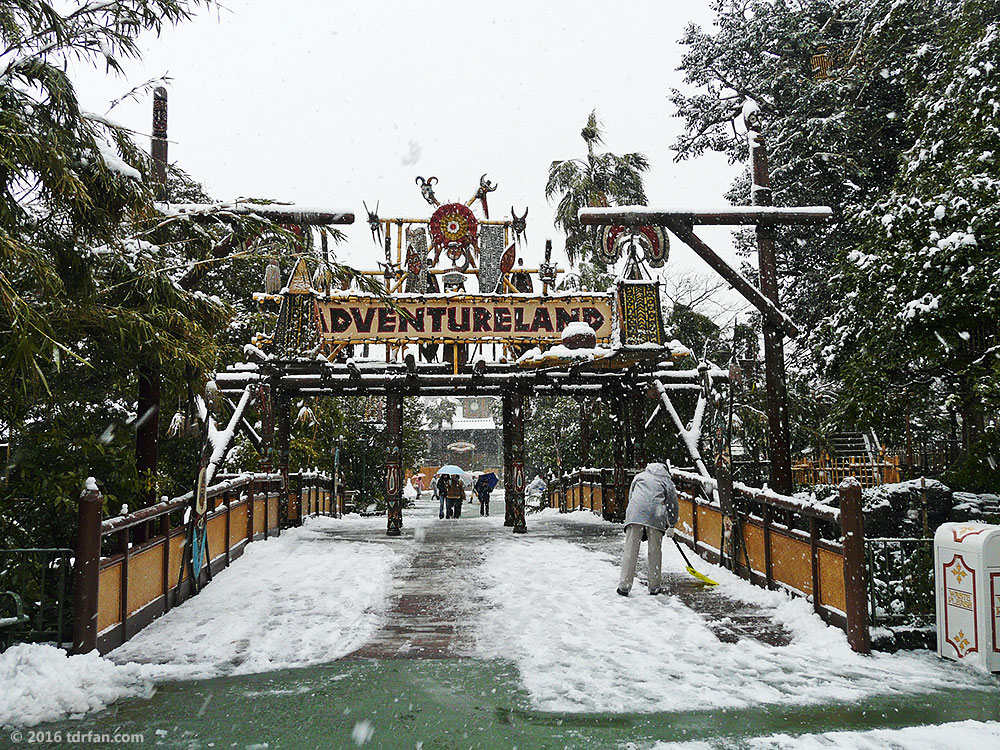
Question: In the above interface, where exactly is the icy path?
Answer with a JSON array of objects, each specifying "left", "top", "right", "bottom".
[{"left": 475, "top": 510, "right": 998, "bottom": 715}]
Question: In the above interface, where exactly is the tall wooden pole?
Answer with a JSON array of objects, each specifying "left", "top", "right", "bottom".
[
  {"left": 385, "top": 391, "right": 403, "bottom": 536},
  {"left": 578, "top": 397, "right": 591, "bottom": 468},
  {"left": 502, "top": 394, "right": 514, "bottom": 527},
  {"left": 630, "top": 395, "right": 646, "bottom": 468},
  {"left": 136, "top": 88, "right": 169, "bottom": 506},
  {"left": 749, "top": 124, "right": 793, "bottom": 494},
  {"left": 508, "top": 391, "right": 527, "bottom": 534},
  {"left": 613, "top": 390, "right": 628, "bottom": 522},
  {"left": 276, "top": 387, "right": 290, "bottom": 531}
]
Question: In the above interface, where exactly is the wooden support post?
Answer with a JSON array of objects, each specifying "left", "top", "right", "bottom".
[
  {"left": 502, "top": 394, "right": 514, "bottom": 527},
  {"left": 72, "top": 485, "right": 102, "bottom": 654},
  {"left": 276, "top": 388, "right": 291, "bottom": 532},
  {"left": 630, "top": 395, "right": 646, "bottom": 468},
  {"left": 749, "top": 126, "right": 793, "bottom": 495},
  {"left": 385, "top": 391, "right": 404, "bottom": 536},
  {"left": 135, "top": 88, "right": 169, "bottom": 509},
  {"left": 578, "top": 397, "right": 591, "bottom": 468},
  {"left": 613, "top": 393, "right": 628, "bottom": 522},
  {"left": 600, "top": 468, "right": 611, "bottom": 522},
  {"left": 509, "top": 390, "right": 527, "bottom": 533},
  {"left": 839, "top": 478, "right": 871, "bottom": 653}
]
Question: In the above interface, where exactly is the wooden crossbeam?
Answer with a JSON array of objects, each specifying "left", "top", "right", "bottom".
[
  {"left": 156, "top": 202, "right": 355, "bottom": 225},
  {"left": 578, "top": 206, "right": 833, "bottom": 226}
]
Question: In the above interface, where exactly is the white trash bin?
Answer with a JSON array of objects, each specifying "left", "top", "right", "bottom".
[{"left": 934, "top": 522, "right": 1000, "bottom": 671}]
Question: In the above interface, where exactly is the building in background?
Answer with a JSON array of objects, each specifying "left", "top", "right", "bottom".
[{"left": 421, "top": 397, "right": 501, "bottom": 482}]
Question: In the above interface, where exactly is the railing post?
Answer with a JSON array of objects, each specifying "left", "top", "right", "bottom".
[
  {"left": 839, "top": 478, "right": 871, "bottom": 654},
  {"left": 72, "top": 483, "right": 102, "bottom": 654}
]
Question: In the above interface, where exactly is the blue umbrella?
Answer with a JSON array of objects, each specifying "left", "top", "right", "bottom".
[
  {"left": 478, "top": 472, "right": 499, "bottom": 491},
  {"left": 436, "top": 464, "right": 469, "bottom": 477}
]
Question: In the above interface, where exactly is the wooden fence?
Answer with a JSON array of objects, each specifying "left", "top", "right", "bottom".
[
  {"left": 792, "top": 455, "right": 900, "bottom": 488},
  {"left": 73, "top": 471, "right": 339, "bottom": 655},
  {"left": 550, "top": 468, "right": 870, "bottom": 653}
]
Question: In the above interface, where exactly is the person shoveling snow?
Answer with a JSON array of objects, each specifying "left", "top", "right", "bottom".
[{"left": 617, "top": 462, "right": 680, "bottom": 596}]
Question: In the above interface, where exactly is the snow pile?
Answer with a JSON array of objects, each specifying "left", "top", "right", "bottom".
[
  {"left": 2, "top": 516, "right": 406, "bottom": 727},
  {"left": 110, "top": 516, "right": 403, "bottom": 677},
  {"left": 475, "top": 532, "right": 991, "bottom": 714},
  {"left": 0, "top": 644, "right": 156, "bottom": 729},
  {"left": 648, "top": 719, "right": 1000, "bottom": 749}
]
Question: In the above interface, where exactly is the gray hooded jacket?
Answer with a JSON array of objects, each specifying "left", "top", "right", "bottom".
[{"left": 623, "top": 463, "right": 679, "bottom": 532}]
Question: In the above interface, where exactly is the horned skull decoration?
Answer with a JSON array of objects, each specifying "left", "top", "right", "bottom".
[
  {"left": 415, "top": 175, "right": 440, "bottom": 207},
  {"left": 469, "top": 173, "right": 498, "bottom": 218}
]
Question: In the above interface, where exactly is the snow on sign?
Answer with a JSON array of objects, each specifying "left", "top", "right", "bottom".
[
  {"left": 934, "top": 522, "right": 1000, "bottom": 671},
  {"left": 317, "top": 293, "right": 613, "bottom": 344}
]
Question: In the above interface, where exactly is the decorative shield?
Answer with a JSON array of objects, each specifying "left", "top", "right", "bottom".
[
  {"left": 478, "top": 224, "right": 504, "bottom": 294},
  {"left": 617, "top": 281, "right": 666, "bottom": 346},
  {"left": 385, "top": 461, "right": 402, "bottom": 497},
  {"left": 511, "top": 460, "right": 525, "bottom": 494},
  {"left": 429, "top": 202, "right": 478, "bottom": 251},
  {"left": 599, "top": 225, "right": 669, "bottom": 267},
  {"left": 404, "top": 226, "right": 430, "bottom": 293},
  {"left": 499, "top": 241, "right": 517, "bottom": 275}
]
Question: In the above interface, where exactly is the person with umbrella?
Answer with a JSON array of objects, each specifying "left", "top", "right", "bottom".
[
  {"left": 474, "top": 472, "right": 497, "bottom": 516},
  {"left": 437, "top": 472, "right": 450, "bottom": 519}
]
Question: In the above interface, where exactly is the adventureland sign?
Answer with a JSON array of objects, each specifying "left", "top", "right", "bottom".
[{"left": 318, "top": 294, "right": 613, "bottom": 344}]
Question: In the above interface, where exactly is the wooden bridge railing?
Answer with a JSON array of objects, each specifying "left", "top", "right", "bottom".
[
  {"left": 549, "top": 468, "right": 870, "bottom": 653},
  {"left": 73, "top": 471, "right": 340, "bottom": 655}
]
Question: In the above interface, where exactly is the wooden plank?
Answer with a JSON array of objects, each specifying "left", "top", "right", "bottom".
[{"left": 578, "top": 206, "right": 833, "bottom": 226}]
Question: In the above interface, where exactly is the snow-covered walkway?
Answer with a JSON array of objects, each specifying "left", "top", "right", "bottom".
[{"left": 3, "top": 491, "right": 998, "bottom": 741}]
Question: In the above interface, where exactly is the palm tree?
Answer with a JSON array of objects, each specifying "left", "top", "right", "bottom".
[{"left": 545, "top": 111, "right": 650, "bottom": 265}]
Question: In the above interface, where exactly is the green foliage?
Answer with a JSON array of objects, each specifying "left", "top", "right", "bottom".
[
  {"left": 424, "top": 398, "right": 457, "bottom": 431},
  {"left": 672, "top": 0, "right": 1000, "bottom": 483},
  {"left": 546, "top": 111, "right": 649, "bottom": 265}
]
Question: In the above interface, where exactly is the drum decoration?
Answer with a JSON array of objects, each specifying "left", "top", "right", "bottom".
[{"left": 599, "top": 225, "right": 669, "bottom": 268}]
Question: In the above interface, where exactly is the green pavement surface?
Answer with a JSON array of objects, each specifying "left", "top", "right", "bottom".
[{"left": 10, "top": 658, "right": 999, "bottom": 750}]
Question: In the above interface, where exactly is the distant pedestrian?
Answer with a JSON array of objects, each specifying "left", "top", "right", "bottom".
[
  {"left": 437, "top": 474, "right": 450, "bottom": 519},
  {"left": 475, "top": 474, "right": 492, "bottom": 516},
  {"left": 617, "top": 462, "right": 679, "bottom": 597},
  {"left": 447, "top": 476, "right": 465, "bottom": 518}
]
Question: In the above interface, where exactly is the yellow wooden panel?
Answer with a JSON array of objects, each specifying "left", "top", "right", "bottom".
[
  {"left": 127, "top": 543, "right": 164, "bottom": 616},
  {"left": 207, "top": 513, "right": 226, "bottom": 562},
  {"left": 770, "top": 532, "right": 813, "bottom": 595},
  {"left": 253, "top": 498, "right": 266, "bottom": 536},
  {"left": 268, "top": 495, "right": 279, "bottom": 531},
  {"left": 742, "top": 521, "right": 767, "bottom": 577},
  {"left": 97, "top": 564, "right": 121, "bottom": 633},
  {"left": 818, "top": 547, "right": 846, "bottom": 611},
  {"left": 230, "top": 502, "right": 249, "bottom": 546},
  {"left": 678, "top": 496, "right": 695, "bottom": 536},
  {"left": 696, "top": 505, "right": 723, "bottom": 554}
]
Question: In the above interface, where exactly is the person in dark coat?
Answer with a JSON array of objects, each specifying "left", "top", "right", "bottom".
[
  {"left": 617, "top": 462, "right": 679, "bottom": 597},
  {"left": 437, "top": 474, "right": 450, "bottom": 519},
  {"left": 475, "top": 474, "right": 492, "bottom": 516}
]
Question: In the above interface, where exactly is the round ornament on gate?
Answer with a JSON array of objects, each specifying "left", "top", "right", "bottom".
[{"left": 429, "top": 202, "right": 478, "bottom": 249}]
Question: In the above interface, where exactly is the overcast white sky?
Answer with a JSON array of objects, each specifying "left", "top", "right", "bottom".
[{"left": 73, "top": 0, "right": 749, "bottom": 318}]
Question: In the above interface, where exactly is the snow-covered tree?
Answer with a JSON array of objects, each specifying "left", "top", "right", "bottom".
[{"left": 546, "top": 111, "right": 649, "bottom": 266}]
